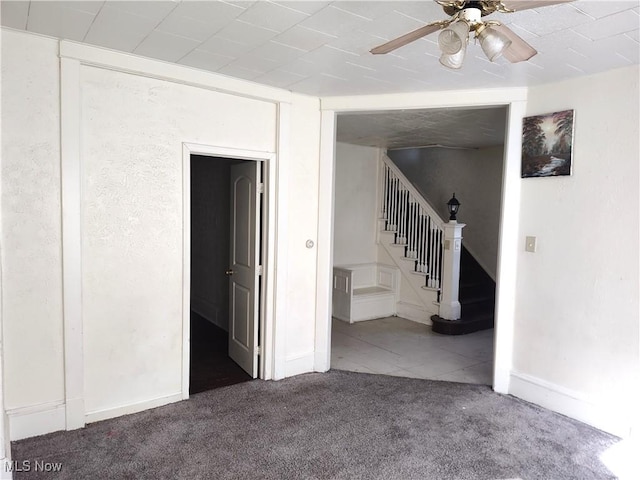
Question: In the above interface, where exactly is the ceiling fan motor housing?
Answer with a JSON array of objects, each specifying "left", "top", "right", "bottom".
[{"left": 459, "top": 7, "right": 483, "bottom": 27}]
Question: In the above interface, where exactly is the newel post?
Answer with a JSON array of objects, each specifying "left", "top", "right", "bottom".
[{"left": 439, "top": 220, "right": 465, "bottom": 320}]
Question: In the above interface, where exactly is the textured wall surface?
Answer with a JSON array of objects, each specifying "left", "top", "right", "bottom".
[
  {"left": 388, "top": 145, "right": 504, "bottom": 279},
  {"left": 80, "top": 65, "right": 276, "bottom": 414},
  {"left": 333, "top": 143, "right": 379, "bottom": 266},
  {"left": 0, "top": 30, "right": 65, "bottom": 409},
  {"left": 190, "top": 155, "right": 232, "bottom": 331},
  {"left": 283, "top": 95, "right": 322, "bottom": 366},
  {"left": 514, "top": 66, "right": 639, "bottom": 425}
]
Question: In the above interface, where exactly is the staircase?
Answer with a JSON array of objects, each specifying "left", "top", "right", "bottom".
[
  {"left": 378, "top": 156, "right": 444, "bottom": 321},
  {"left": 378, "top": 153, "right": 495, "bottom": 334},
  {"left": 431, "top": 247, "right": 496, "bottom": 335}
]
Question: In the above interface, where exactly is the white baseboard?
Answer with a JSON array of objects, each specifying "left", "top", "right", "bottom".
[
  {"left": 509, "top": 372, "right": 632, "bottom": 438},
  {"left": 85, "top": 392, "right": 183, "bottom": 424},
  {"left": 284, "top": 353, "right": 315, "bottom": 378},
  {"left": 7, "top": 402, "right": 66, "bottom": 441},
  {"left": 396, "top": 301, "right": 433, "bottom": 325}
]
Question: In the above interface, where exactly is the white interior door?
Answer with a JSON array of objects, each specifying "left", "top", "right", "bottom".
[{"left": 228, "top": 161, "right": 260, "bottom": 377}]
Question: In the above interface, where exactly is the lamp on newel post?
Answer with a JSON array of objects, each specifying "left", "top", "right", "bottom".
[
  {"left": 447, "top": 193, "right": 460, "bottom": 222},
  {"left": 439, "top": 193, "right": 465, "bottom": 322}
]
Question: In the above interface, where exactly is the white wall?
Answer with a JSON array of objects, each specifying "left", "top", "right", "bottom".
[
  {"left": 0, "top": 32, "right": 65, "bottom": 413},
  {"left": 282, "top": 94, "right": 322, "bottom": 376},
  {"left": 1, "top": 29, "right": 323, "bottom": 438},
  {"left": 388, "top": 146, "right": 504, "bottom": 279},
  {"left": 80, "top": 65, "right": 277, "bottom": 416},
  {"left": 511, "top": 66, "right": 639, "bottom": 437},
  {"left": 333, "top": 142, "right": 379, "bottom": 266}
]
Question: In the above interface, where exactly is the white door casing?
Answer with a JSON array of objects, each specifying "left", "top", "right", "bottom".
[{"left": 228, "top": 162, "right": 261, "bottom": 377}]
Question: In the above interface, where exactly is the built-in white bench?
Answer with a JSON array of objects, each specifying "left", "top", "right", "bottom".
[{"left": 332, "top": 263, "right": 399, "bottom": 323}]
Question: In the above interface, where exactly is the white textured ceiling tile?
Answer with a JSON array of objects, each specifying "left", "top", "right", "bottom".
[
  {"left": 155, "top": 2, "right": 242, "bottom": 43},
  {"left": 155, "top": 15, "right": 215, "bottom": 43},
  {"left": 299, "top": 5, "right": 371, "bottom": 36},
  {"left": 178, "top": 0, "right": 244, "bottom": 19},
  {"left": 253, "top": 68, "right": 307, "bottom": 88},
  {"left": 279, "top": 58, "right": 325, "bottom": 77},
  {"left": 295, "top": 46, "right": 358, "bottom": 77},
  {"left": 215, "top": 19, "right": 278, "bottom": 47},
  {"left": 271, "top": 25, "right": 336, "bottom": 51},
  {"left": 573, "top": 1, "right": 637, "bottom": 20},
  {"left": 505, "top": 4, "right": 592, "bottom": 36},
  {"left": 216, "top": 63, "right": 264, "bottom": 80},
  {"left": 532, "top": 28, "right": 594, "bottom": 54},
  {"left": 271, "top": 1, "right": 330, "bottom": 16},
  {"left": 572, "top": 9, "right": 640, "bottom": 40},
  {"left": 1, "top": 0, "right": 637, "bottom": 99},
  {"left": 60, "top": 1, "right": 105, "bottom": 15},
  {"left": 330, "top": 1, "right": 398, "bottom": 21},
  {"left": 625, "top": 30, "right": 639, "bottom": 43},
  {"left": 178, "top": 49, "right": 235, "bottom": 71},
  {"left": 199, "top": 35, "right": 254, "bottom": 57},
  {"left": 591, "top": 33, "right": 640, "bottom": 64},
  {"left": 251, "top": 41, "right": 306, "bottom": 63},
  {"left": 223, "top": 1, "right": 256, "bottom": 10},
  {"left": 0, "top": 1, "right": 29, "bottom": 29},
  {"left": 103, "top": 0, "right": 177, "bottom": 23},
  {"left": 158, "top": 0, "right": 244, "bottom": 39},
  {"left": 327, "top": 29, "right": 390, "bottom": 55},
  {"left": 357, "top": 10, "right": 424, "bottom": 39},
  {"left": 134, "top": 31, "right": 200, "bottom": 62},
  {"left": 288, "top": 74, "right": 351, "bottom": 95},
  {"left": 85, "top": 6, "right": 158, "bottom": 51},
  {"left": 237, "top": 2, "right": 308, "bottom": 33},
  {"left": 391, "top": 1, "right": 453, "bottom": 23},
  {"left": 26, "top": 2, "right": 97, "bottom": 41},
  {"left": 224, "top": 54, "right": 280, "bottom": 75}
]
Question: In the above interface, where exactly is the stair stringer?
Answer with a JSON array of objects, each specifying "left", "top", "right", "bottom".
[{"left": 377, "top": 228, "right": 439, "bottom": 324}]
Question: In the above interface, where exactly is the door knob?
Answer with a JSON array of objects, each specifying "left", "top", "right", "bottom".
[{"left": 225, "top": 269, "right": 234, "bottom": 276}]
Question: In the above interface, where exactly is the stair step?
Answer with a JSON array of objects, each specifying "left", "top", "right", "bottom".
[
  {"left": 461, "top": 299, "right": 495, "bottom": 317},
  {"left": 431, "top": 313, "right": 494, "bottom": 335},
  {"left": 390, "top": 243, "right": 407, "bottom": 247},
  {"left": 460, "top": 282, "right": 494, "bottom": 293}
]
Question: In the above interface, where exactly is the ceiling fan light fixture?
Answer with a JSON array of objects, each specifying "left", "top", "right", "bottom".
[
  {"left": 437, "top": 20, "right": 470, "bottom": 55},
  {"left": 477, "top": 25, "right": 513, "bottom": 61},
  {"left": 439, "top": 47, "right": 466, "bottom": 69}
]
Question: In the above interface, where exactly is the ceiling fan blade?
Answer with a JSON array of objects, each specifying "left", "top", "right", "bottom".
[
  {"left": 492, "top": 24, "right": 538, "bottom": 63},
  {"left": 500, "top": 0, "right": 575, "bottom": 12},
  {"left": 370, "top": 21, "right": 450, "bottom": 55}
]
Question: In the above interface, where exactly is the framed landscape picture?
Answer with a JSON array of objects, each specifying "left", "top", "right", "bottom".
[{"left": 521, "top": 109, "right": 574, "bottom": 178}]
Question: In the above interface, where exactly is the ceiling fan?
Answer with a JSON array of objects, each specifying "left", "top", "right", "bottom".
[{"left": 370, "top": 0, "right": 575, "bottom": 69}]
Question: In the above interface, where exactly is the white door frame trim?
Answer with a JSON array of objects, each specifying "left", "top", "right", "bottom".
[
  {"left": 182, "top": 143, "right": 277, "bottom": 398},
  {"left": 317, "top": 90, "right": 526, "bottom": 392}
]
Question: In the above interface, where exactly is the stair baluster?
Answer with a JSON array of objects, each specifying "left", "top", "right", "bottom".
[{"left": 381, "top": 161, "right": 444, "bottom": 290}]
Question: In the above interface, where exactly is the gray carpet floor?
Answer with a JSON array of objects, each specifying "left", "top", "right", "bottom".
[{"left": 12, "top": 370, "right": 618, "bottom": 479}]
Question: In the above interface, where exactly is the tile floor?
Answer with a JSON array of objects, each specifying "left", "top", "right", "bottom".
[{"left": 331, "top": 316, "right": 494, "bottom": 385}]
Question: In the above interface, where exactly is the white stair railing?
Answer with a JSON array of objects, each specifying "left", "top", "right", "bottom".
[{"left": 380, "top": 155, "right": 445, "bottom": 290}]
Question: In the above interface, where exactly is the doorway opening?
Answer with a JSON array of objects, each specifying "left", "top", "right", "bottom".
[
  {"left": 329, "top": 106, "right": 506, "bottom": 385},
  {"left": 189, "top": 154, "right": 264, "bottom": 394}
]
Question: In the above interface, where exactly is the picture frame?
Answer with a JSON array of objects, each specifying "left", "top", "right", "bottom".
[{"left": 521, "top": 109, "right": 574, "bottom": 178}]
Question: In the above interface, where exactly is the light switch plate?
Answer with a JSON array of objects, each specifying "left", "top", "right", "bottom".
[{"left": 525, "top": 236, "right": 537, "bottom": 253}]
